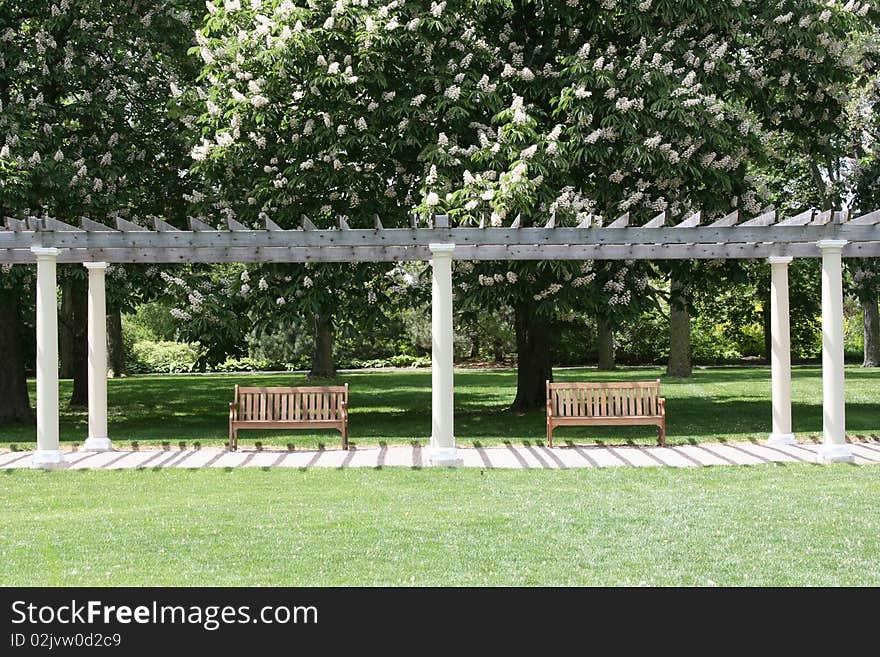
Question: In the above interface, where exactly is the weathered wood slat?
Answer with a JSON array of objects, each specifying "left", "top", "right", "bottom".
[
  {"left": 227, "top": 217, "right": 249, "bottom": 231},
  {"left": 300, "top": 215, "right": 317, "bottom": 231},
  {"left": 151, "top": 216, "right": 180, "bottom": 232},
  {"left": 777, "top": 209, "right": 814, "bottom": 226},
  {"left": 643, "top": 212, "right": 667, "bottom": 228},
  {"left": 81, "top": 218, "right": 118, "bottom": 232},
  {"left": 4, "top": 217, "right": 27, "bottom": 231},
  {"left": 850, "top": 209, "right": 880, "bottom": 225},
  {"left": 188, "top": 217, "right": 215, "bottom": 231},
  {"left": 710, "top": 210, "right": 739, "bottom": 227},
  {"left": 675, "top": 211, "right": 701, "bottom": 228},
  {"left": 115, "top": 217, "right": 148, "bottom": 232},
  {"left": 740, "top": 210, "right": 776, "bottom": 227},
  {"left": 607, "top": 212, "right": 629, "bottom": 228}
]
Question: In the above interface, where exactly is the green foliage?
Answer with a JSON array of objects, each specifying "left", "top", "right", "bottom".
[{"left": 127, "top": 340, "right": 201, "bottom": 374}]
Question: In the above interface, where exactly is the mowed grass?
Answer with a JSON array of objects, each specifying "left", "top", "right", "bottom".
[
  {"left": 1, "top": 365, "right": 879, "bottom": 449},
  {"left": 1, "top": 465, "right": 878, "bottom": 586}
]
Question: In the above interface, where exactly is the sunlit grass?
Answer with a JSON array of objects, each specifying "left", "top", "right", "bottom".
[{"left": 2, "top": 465, "right": 878, "bottom": 586}]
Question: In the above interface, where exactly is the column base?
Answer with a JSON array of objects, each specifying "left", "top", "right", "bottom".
[
  {"left": 767, "top": 432, "right": 796, "bottom": 446},
  {"left": 31, "top": 449, "right": 68, "bottom": 470},
  {"left": 427, "top": 445, "right": 463, "bottom": 467},
  {"left": 82, "top": 437, "right": 113, "bottom": 451},
  {"left": 816, "top": 443, "right": 854, "bottom": 464}
]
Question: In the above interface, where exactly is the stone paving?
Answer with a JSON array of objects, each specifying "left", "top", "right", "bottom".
[{"left": 2, "top": 437, "right": 879, "bottom": 470}]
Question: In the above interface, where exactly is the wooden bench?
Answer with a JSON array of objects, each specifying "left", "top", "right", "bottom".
[
  {"left": 228, "top": 384, "right": 349, "bottom": 451},
  {"left": 546, "top": 380, "right": 666, "bottom": 447}
]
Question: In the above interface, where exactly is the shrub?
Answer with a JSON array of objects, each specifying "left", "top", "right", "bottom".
[{"left": 127, "top": 341, "right": 201, "bottom": 374}]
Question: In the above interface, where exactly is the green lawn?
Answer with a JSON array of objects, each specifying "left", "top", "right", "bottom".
[
  {"left": 1, "top": 365, "right": 879, "bottom": 450},
  {"left": 2, "top": 465, "right": 878, "bottom": 586}
]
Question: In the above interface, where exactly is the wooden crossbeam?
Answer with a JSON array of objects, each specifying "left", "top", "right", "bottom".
[
  {"left": 151, "top": 217, "right": 180, "bottom": 232},
  {"left": 4, "top": 217, "right": 27, "bottom": 231},
  {"left": 30, "top": 216, "right": 82, "bottom": 231},
  {"left": 607, "top": 212, "right": 629, "bottom": 228},
  {"left": 81, "top": 218, "right": 117, "bottom": 231},
  {"left": 811, "top": 209, "right": 833, "bottom": 225},
  {"left": 850, "top": 209, "right": 880, "bottom": 225},
  {"left": 4, "top": 241, "right": 880, "bottom": 264},
  {"left": 643, "top": 212, "right": 666, "bottom": 228},
  {"left": 777, "top": 209, "right": 814, "bottom": 226},
  {"left": 2, "top": 225, "right": 878, "bottom": 251},
  {"left": 740, "top": 210, "right": 776, "bottom": 227},
  {"left": 709, "top": 210, "right": 739, "bottom": 227},
  {"left": 115, "top": 217, "right": 149, "bottom": 231},
  {"left": 675, "top": 211, "right": 700, "bottom": 228},
  {"left": 227, "top": 217, "right": 249, "bottom": 231},
  {"left": 188, "top": 217, "right": 215, "bottom": 231}
]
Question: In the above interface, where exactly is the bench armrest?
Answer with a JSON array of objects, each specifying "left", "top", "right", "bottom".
[
  {"left": 229, "top": 401, "right": 236, "bottom": 422},
  {"left": 339, "top": 401, "right": 349, "bottom": 421},
  {"left": 546, "top": 398, "right": 553, "bottom": 418},
  {"left": 658, "top": 397, "right": 666, "bottom": 414}
]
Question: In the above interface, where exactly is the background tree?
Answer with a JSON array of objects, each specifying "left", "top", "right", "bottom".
[{"left": 0, "top": 0, "right": 200, "bottom": 408}]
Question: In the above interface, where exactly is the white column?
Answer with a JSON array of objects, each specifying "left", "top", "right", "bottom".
[
  {"left": 83, "top": 262, "right": 111, "bottom": 451},
  {"left": 817, "top": 240, "right": 853, "bottom": 463},
  {"left": 31, "top": 247, "right": 65, "bottom": 469},
  {"left": 428, "top": 243, "right": 461, "bottom": 466},
  {"left": 767, "top": 256, "right": 795, "bottom": 445}
]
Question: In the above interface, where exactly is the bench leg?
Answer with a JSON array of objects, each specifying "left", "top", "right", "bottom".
[
  {"left": 342, "top": 424, "right": 349, "bottom": 450},
  {"left": 229, "top": 428, "right": 237, "bottom": 451},
  {"left": 547, "top": 423, "right": 553, "bottom": 448},
  {"left": 658, "top": 424, "right": 666, "bottom": 448}
]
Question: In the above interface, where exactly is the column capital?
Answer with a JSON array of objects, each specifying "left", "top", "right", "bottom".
[
  {"left": 429, "top": 243, "right": 455, "bottom": 256},
  {"left": 817, "top": 239, "right": 848, "bottom": 251},
  {"left": 83, "top": 261, "right": 109, "bottom": 271},
  {"left": 767, "top": 256, "right": 793, "bottom": 265},
  {"left": 30, "top": 246, "right": 59, "bottom": 259}
]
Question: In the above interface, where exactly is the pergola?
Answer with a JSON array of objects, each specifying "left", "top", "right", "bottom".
[{"left": 3, "top": 207, "right": 879, "bottom": 468}]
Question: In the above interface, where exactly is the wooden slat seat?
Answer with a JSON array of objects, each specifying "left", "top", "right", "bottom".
[
  {"left": 546, "top": 380, "right": 666, "bottom": 447},
  {"left": 228, "top": 384, "right": 349, "bottom": 450}
]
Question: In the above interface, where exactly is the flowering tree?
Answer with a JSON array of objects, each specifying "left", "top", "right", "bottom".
[
  {"left": 186, "top": 0, "right": 506, "bottom": 376},
  {"left": 413, "top": 0, "right": 877, "bottom": 396},
  {"left": 0, "top": 0, "right": 200, "bottom": 413}
]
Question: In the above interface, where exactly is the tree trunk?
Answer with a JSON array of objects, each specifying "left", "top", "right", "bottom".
[
  {"left": 492, "top": 338, "right": 505, "bottom": 363},
  {"left": 69, "top": 276, "right": 89, "bottom": 407},
  {"left": 309, "top": 313, "right": 336, "bottom": 378},
  {"left": 59, "top": 280, "right": 75, "bottom": 379},
  {"left": 107, "top": 309, "right": 125, "bottom": 377},
  {"left": 762, "top": 302, "right": 772, "bottom": 364},
  {"left": 864, "top": 296, "right": 880, "bottom": 368},
  {"left": 511, "top": 300, "right": 552, "bottom": 411},
  {"left": 667, "top": 279, "right": 693, "bottom": 377},
  {"left": 0, "top": 288, "right": 33, "bottom": 424},
  {"left": 597, "top": 316, "right": 615, "bottom": 371},
  {"left": 469, "top": 329, "right": 480, "bottom": 361}
]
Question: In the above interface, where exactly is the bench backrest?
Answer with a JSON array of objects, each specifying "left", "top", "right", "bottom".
[
  {"left": 547, "top": 380, "right": 662, "bottom": 418},
  {"left": 234, "top": 385, "right": 348, "bottom": 422}
]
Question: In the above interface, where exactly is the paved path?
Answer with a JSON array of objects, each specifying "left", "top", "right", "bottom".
[{"left": 2, "top": 438, "right": 880, "bottom": 470}]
